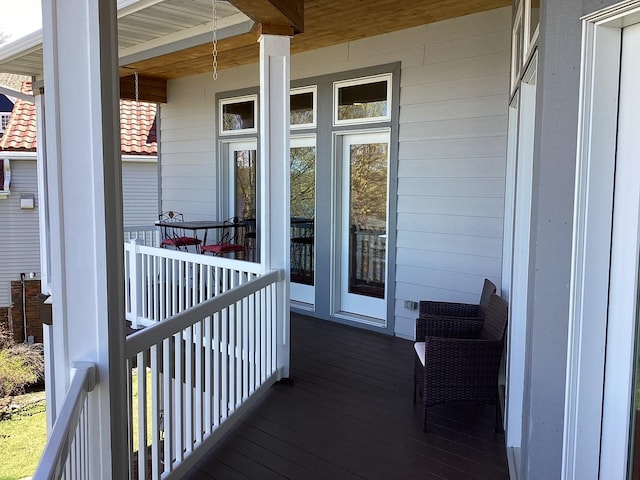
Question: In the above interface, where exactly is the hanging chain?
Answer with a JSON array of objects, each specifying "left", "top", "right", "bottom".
[
  {"left": 134, "top": 71, "right": 139, "bottom": 103},
  {"left": 212, "top": 0, "right": 218, "bottom": 80}
]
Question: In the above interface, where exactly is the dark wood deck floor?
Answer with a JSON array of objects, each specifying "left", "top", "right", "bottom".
[{"left": 185, "top": 313, "right": 509, "bottom": 480}]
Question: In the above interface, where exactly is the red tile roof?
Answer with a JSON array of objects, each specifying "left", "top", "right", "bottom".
[{"left": 0, "top": 82, "right": 158, "bottom": 155}]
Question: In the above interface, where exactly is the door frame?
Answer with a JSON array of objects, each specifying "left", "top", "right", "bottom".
[
  {"left": 504, "top": 54, "right": 538, "bottom": 466},
  {"left": 564, "top": 3, "right": 640, "bottom": 478},
  {"left": 332, "top": 129, "right": 390, "bottom": 325}
]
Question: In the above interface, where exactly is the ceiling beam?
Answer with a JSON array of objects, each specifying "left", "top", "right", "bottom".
[
  {"left": 119, "top": 74, "right": 167, "bottom": 103},
  {"left": 228, "top": 0, "right": 304, "bottom": 35}
]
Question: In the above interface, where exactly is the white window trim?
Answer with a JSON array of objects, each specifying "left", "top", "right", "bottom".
[
  {"left": 511, "top": 2, "right": 524, "bottom": 95},
  {"left": 290, "top": 85, "right": 317, "bottom": 130},
  {"left": 0, "top": 158, "right": 11, "bottom": 198},
  {"left": 333, "top": 73, "right": 392, "bottom": 126},
  {"left": 564, "top": 3, "right": 640, "bottom": 479},
  {"left": 219, "top": 94, "right": 258, "bottom": 136}
]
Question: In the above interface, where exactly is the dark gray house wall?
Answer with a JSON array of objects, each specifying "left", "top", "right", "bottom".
[{"left": 522, "top": 0, "right": 619, "bottom": 478}]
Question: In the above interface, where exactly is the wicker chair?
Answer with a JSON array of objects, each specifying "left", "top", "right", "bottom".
[
  {"left": 419, "top": 278, "right": 496, "bottom": 320},
  {"left": 413, "top": 292, "right": 508, "bottom": 432}
]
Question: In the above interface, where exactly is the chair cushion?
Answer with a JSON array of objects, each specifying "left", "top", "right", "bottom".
[
  {"left": 202, "top": 243, "right": 245, "bottom": 254},
  {"left": 161, "top": 236, "right": 201, "bottom": 247},
  {"left": 414, "top": 342, "right": 426, "bottom": 367}
]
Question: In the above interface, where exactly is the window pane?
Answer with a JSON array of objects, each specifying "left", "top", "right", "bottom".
[
  {"left": 223, "top": 100, "right": 255, "bottom": 131},
  {"left": 348, "top": 142, "right": 387, "bottom": 299},
  {"left": 290, "top": 92, "right": 314, "bottom": 126},
  {"left": 235, "top": 149, "right": 256, "bottom": 219},
  {"left": 529, "top": 0, "right": 540, "bottom": 43},
  {"left": 338, "top": 81, "right": 388, "bottom": 121},
  {"left": 290, "top": 146, "right": 315, "bottom": 286}
]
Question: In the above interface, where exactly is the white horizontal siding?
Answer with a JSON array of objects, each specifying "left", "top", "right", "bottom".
[
  {"left": 0, "top": 159, "right": 41, "bottom": 307},
  {"left": 122, "top": 160, "right": 159, "bottom": 226},
  {"left": 393, "top": 7, "right": 509, "bottom": 338},
  {"left": 159, "top": 63, "right": 258, "bottom": 220},
  {"left": 160, "top": 6, "right": 510, "bottom": 338}
]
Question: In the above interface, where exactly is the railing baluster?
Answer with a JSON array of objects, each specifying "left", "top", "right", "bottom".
[
  {"left": 241, "top": 273, "right": 249, "bottom": 400},
  {"left": 195, "top": 318, "right": 203, "bottom": 445},
  {"left": 185, "top": 324, "right": 193, "bottom": 454},
  {"left": 213, "top": 306, "right": 220, "bottom": 428},
  {"left": 221, "top": 303, "right": 228, "bottom": 421},
  {"left": 249, "top": 290, "right": 256, "bottom": 394},
  {"left": 137, "top": 352, "right": 147, "bottom": 480},
  {"left": 162, "top": 337, "right": 172, "bottom": 475},
  {"left": 151, "top": 344, "right": 161, "bottom": 480},
  {"left": 174, "top": 330, "right": 183, "bottom": 465}
]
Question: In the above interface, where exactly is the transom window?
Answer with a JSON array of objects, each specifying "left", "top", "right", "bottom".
[
  {"left": 290, "top": 86, "right": 316, "bottom": 129},
  {"left": 333, "top": 74, "right": 392, "bottom": 126},
  {"left": 219, "top": 95, "right": 257, "bottom": 135}
]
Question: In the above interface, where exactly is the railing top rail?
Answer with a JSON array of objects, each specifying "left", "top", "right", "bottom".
[
  {"left": 125, "top": 269, "right": 284, "bottom": 357},
  {"left": 124, "top": 225, "right": 158, "bottom": 232},
  {"left": 33, "top": 362, "right": 96, "bottom": 480},
  {"left": 124, "top": 241, "right": 265, "bottom": 274}
]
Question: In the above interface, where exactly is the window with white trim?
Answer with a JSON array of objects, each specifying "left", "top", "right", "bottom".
[
  {"left": 290, "top": 86, "right": 316, "bottom": 129},
  {"left": 0, "top": 158, "right": 11, "bottom": 197},
  {"left": 219, "top": 95, "right": 257, "bottom": 135},
  {"left": 0, "top": 113, "right": 10, "bottom": 134},
  {"left": 333, "top": 74, "right": 392, "bottom": 126}
]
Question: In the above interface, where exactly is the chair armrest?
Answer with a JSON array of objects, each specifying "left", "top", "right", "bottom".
[
  {"left": 415, "top": 316, "right": 483, "bottom": 341},
  {"left": 419, "top": 300, "right": 480, "bottom": 318}
]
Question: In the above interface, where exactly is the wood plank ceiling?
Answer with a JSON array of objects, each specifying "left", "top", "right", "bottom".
[{"left": 121, "top": 0, "right": 510, "bottom": 81}]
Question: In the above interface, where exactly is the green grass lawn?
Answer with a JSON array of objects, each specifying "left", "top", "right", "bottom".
[
  {"left": 0, "top": 394, "right": 46, "bottom": 480},
  {"left": 0, "top": 371, "right": 151, "bottom": 480}
]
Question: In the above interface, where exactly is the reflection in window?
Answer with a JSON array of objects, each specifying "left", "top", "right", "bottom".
[
  {"left": 348, "top": 142, "right": 388, "bottom": 299},
  {"left": 234, "top": 149, "right": 256, "bottom": 219},
  {"left": 290, "top": 145, "right": 316, "bottom": 286},
  {"left": 221, "top": 98, "right": 256, "bottom": 132},
  {"left": 291, "top": 90, "right": 315, "bottom": 127},
  {"left": 336, "top": 78, "right": 389, "bottom": 122},
  {"left": 529, "top": 0, "right": 540, "bottom": 44}
]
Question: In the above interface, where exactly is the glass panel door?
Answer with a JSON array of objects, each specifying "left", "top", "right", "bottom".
[
  {"left": 290, "top": 136, "right": 316, "bottom": 305},
  {"left": 338, "top": 131, "right": 389, "bottom": 321},
  {"left": 227, "top": 140, "right": 257, "bottom": 261}
]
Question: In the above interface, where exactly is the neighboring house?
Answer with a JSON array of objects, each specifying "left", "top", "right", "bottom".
[
  {"left": 0, "top": 93, "right": 13, "bottom": 136},
  {"left": 0, "top": 82, "right": 159, "bottom": 342},
  {"left": 0, "top": 1, "right": 637, "bottom": 479}
]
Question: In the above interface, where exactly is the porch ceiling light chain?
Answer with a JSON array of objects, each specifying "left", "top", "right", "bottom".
[
  {"left": 212, "top": 0, "right": 218, "bottom": 80},
  {"left": 134, "top": 71, "right": 139, "bottom": 102}
]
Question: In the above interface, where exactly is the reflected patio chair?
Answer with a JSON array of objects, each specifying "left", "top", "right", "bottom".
[
  {"left": 290, "top": 219, "right": 314, "bottom": 284},
  {"left": 201, "top": 217, "right": 245, "bottom": 258},
  {"left": 242, "top": 218, "right": 257, "bottom": 262},
  {"left": 158, "top": 211, "right": 202, "bottom": 252},
  {"left": 413, "top": 292, "right": 508, "bottom": 432}
]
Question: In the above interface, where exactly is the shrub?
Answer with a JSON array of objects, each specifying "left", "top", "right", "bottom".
[{"left": 0, "top": 325, "right": 45, "bottom": 398}]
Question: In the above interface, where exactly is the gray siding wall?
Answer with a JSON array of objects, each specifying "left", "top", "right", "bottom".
[
  {"left": 160, "top": 7, "right": 511, "bottom": 338},
  {"left": 0, "top": 159, "right": 41, "bottom": 307}
]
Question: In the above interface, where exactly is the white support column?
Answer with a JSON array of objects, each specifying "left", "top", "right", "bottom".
[
  {"left": 34, "top": 90, "right": 57, "bottom": 432},
  {"left": 41, "top": 0, "right": 127, "bottom": 477},
  {"left": 259, "top": 34, "right": 291, "bottom": 379}
]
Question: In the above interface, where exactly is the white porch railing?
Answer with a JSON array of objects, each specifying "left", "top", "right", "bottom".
[
  {"left": 33, "top": 362, "right": 96, "bottom": 480},
  {"left": 124, "top": 241, "right": 265, "bottom": 329},
  {"left": 124, "top": 267, "right": 285, "bottom": 479},
  {"left": 124, "top": 225, "right": 160, "bottom": 247}
]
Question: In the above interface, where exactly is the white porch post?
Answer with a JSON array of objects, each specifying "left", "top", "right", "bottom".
[
  {"left": 41, "top": 0, "right": 127, "bottom": 477},
  {"left": 259, "top": 34, "right": 291, "bottom": 379}
]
